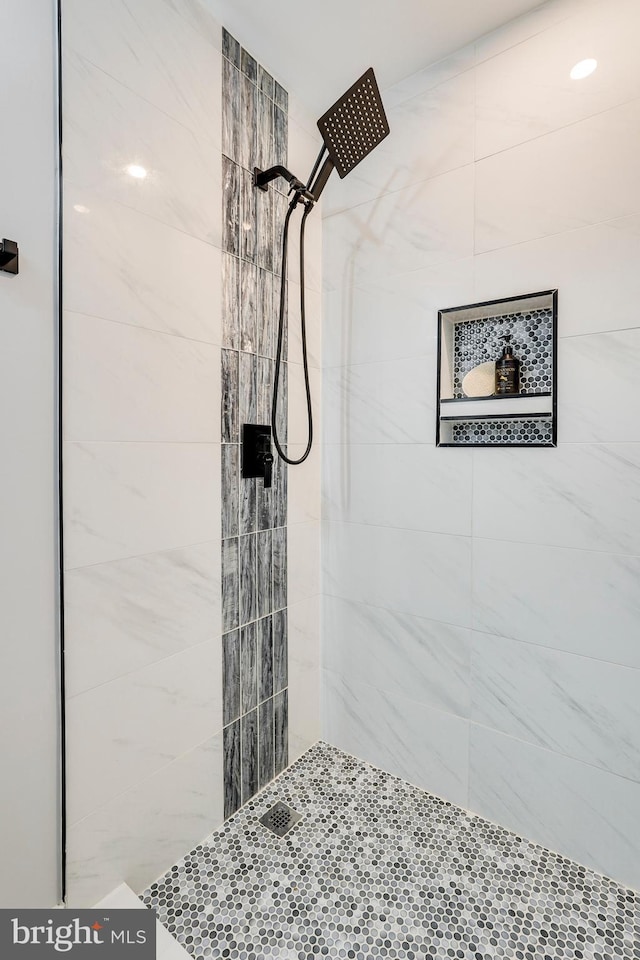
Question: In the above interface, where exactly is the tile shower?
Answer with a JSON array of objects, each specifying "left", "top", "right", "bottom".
[
  {"left": 220, "top": 30, "right": 291, "bottom": 818},
  {"left": 52, "top": 1, "right": 640, "bottom": 955}
]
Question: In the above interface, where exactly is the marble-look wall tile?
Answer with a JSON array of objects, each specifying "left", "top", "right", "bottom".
[
  {"left": 274, "top": 80, "right": 288, "bottom": 114},
  {"left": 257, "top": 357, "right": 274, "bottom": 426},
  {"left": 559, "top": 330, "right": 640, "bottom": 443},
  {"left": 259, "top": 65, "right": 274, "bottom": 100},
  {"left": 239, "top": 533, "right": 257, "bottom": 626},
  {"left": 288, "top": 365, "right": 319, "bottom": 449},
  {"left": 239, "top": 475, "right": 257, "bottom": 536},
  {"left": 273, "top": 609, "right": 288, "bottom": 694},
  {"left": 322, "top": 164, "right": 474, "bottom": 290},
  {"left": 274, "top": 361, "right": 288, "bottom": 443},
  {"left": 64, "top": 312, "right": 219, "bottom": 443},
  {"left": 288, "top": 521, "right": 320, "bottom": 608},
  {"left": 221, "top": 537, "right": 239, "bottom": 633},
  {"left": 323, "top": 670, "right": 469, "bottom": 807},
  {"left": 240, "top": 621, "right": 258, "bottom": 715},
  {"left": 64, "top": 186, "right": 222, "bottom": 345},
  {"left": 256, "top": 91, "right": 274, "bottom": 174},
  {"left": 256, "top": 529, "right": 273, "bottom": 619},
  {"left": 272, "top": 526, "right": 287, "bottom": 611},
  {"left": 287, "top": 440, "right": 321, "bottom": 525},
  {"left": 241, "top": 708, "right": 258, "bottom": 802},
  {"left": 475, "top": 0, "right": 640, "bottom": 160},
  {"left": 272, "top": 191, "right": 288, "bottom": 279},
  {"left": 258, "top": 615, "right": 273, "bottom": 703},
  {"left": 221, "top": 253, "right": 240, "bottom": 349},
  {"left": 221, "top": 444, "right": 239, "bottom": 539},
  {"left": 222, "top": 631, "right": 240, "bottom": 726},
  {"left": 67, "top": 732, "right": 224, "bottom": 907},
  {"left": 258, "top": 699, "right": 274, "bottom": 788},
  {"left": 64, "top": 442, "right": 219, "bottom": 569},
  {"left": 66, "top": 639, "right": 223, "bottom": 824},
  {"left": 274, "top": 690, "right": 288, "bottom": 775},
  {"left": 322, "top": 356, "right": 436, "bottom": 446},
  {"left": 472, "top": 444, "right": 640, "bottom": 556},
  {"left": 475, "top": 98, "right": 640, "bottom": 254},
  {"left": 273, "top": 452, "right": 288, "bottom": 529},
  {"left": 256, "top": 185, "right": 274, "bottom": 274},
  {"left": 257, "top": 269, "right": 275, "bottom": 359},
  {"left": 239, "top": 351, "right": 257, "bottom": 429},
  {"left": 287, "top": 280, "right": 321, "bottom": 369},
  {"left": 64, "top": 51, "right": 220, "bottom": 246},
  {"left": 65, "top": 542, "right": 221, "bottom": 697},
  {"left": 220, "top": 33, "right": 295, "bottom": 816},
  {"left": 288, "top": 597, "right": 321, "bottom": 757},
  {"left": 473, "top": 0, "right": 593, "bottom": 64},
  {"left": 273, "top": 275, "right": 288, "bottom": 360},
  {"left": 323, "top": 521, "right": 471, "bottom": 628},
  {"left": 323, "top": 596, "right": 471, "bottom": 718},
  {"left": 241, "top": 167, "right": 257, "bottom": 264},
  {"left": 221, "top": 349, "right": 239, "bottom": 443},
  {"left": 322, "top": 442, "right": 472, "bottom": 537},
  {"left": 256, "top": 471, "right": 274, "bottom": 531},
  {"left": 274, "top": 106, "right": 287, "bottom": 168},
  {"left": 239, "top": 73, "right": 257, "bottom": 172},
  {"left": 322, "top": 258, "right": 471, "bottom": 368},
  {"left": 471, "top": 632, "right": 640, "bottom": 781},
  {"left": 474, "top": 214, "right": 640, "bottom": 339},
  {"left": 240, "top": 48, "right": 257, "bottom": 82},
  {"left": 472, "top": 538, "right": 640, "bottom": 669},
  {"left": 222, "top": 56, "right": 240, "bottom": 163},
  {"left": 222, "top": 157, "right": 241, "bottom": 255},
  {"left": 240, "top": 260, "right": 257, "bottom": 354},
  {"left": 468, "top": 725, "right": 640, "bottom": 892},
  {"left": 222, "top": 28, "right": 240, "bottom": 66},
  {"left": 64, "top": 0, "right": 222, "bottom": 146},
  {"left": 223, "top": 721, "right": 241, "bottom": 819},
  {"left": 325, "top": 70, "right": 475, "bottom": 219}
]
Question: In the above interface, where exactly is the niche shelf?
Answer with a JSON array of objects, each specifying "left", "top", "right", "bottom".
[{"left": 436, "top": 290, "right": 558, "bottom": 447}]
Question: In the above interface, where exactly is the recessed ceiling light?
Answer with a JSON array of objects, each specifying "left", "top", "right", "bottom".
[
  {"left": 570, "top": 58, "right": 597, "bottom": 80},
  {"left": 126, "top": 164, "right": 148, "bottom": 179},
  {"left": 73, "top": 204, "right": 90, "bottom": 214}
]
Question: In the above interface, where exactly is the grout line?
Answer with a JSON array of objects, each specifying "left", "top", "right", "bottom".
[
  {"left": 468, "top": 719, "right": 640, "bottom": 788},
  {"left": 67, "top": 725, "right": 225, "bottom": 829},
  {"left": 67, "top": 49, "right": 223, "bottom": 147},
  {"left": 64, "top": 308, "right": 223, "bottom": 349},
  {"left": 321, "top": 515, "right": 640, "bottom": 559}
]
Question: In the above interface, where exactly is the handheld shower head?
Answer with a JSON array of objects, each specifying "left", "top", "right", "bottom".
[{"left": 253, "top": 68, "right": 389, "bottom": 466}]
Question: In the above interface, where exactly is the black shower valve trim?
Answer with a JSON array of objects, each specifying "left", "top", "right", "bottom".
[{"left": 0, "top": 239, "right": 19, "bottom": 275}]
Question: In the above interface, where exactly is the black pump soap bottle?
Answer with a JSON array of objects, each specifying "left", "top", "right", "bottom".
[{"left": 495, "top": 334, "right": 520, "bottom": 395}]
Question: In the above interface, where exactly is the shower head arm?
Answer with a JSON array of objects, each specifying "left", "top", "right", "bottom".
[
  {"left": 253, "top": 165, "right": 315, "bottom": 203},
  {"left": 308, "top": 155, "right": 335, "bottom": 202}
]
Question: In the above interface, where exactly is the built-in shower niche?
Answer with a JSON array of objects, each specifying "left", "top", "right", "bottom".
[{"left": 436, "top": 289, "right": 557, "bottom": 447}]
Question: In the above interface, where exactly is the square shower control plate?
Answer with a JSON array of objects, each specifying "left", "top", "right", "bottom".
[{"left": 259, "top": 801, "right": 302, "bottom": 838}]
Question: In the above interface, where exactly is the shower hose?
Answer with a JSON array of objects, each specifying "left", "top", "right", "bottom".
[{"left": 271, "top": 192, "right": 314, "bottom": 465}]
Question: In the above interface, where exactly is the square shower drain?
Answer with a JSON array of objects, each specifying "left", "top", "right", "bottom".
[{"left": 259, "top": 801, "right": 302, "bottom": 837}]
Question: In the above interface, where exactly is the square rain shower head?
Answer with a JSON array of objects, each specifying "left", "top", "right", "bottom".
[{"left": 317, "top": 67, "right": 390, "bottom": 179}]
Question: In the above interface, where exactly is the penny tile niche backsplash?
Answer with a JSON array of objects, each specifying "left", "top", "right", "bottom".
[{"left": 220, "top": 28, "right": 290, "bottom": 819}]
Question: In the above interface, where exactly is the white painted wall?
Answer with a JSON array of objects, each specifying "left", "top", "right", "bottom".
[
  {"left": 0, "top": 0, "right": 61, "bottom": 908},
  {"left": 322, "top": 0, "right": 640, "bottom": 892}
]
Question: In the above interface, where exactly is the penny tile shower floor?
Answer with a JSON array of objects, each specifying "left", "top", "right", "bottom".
[{"left": 143, "top": 742, "right": 640, "bottom": 960}]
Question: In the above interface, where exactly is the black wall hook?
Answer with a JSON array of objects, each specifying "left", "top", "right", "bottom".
[{"left": 0, "top": 239, "right": 19, "bottom": 275}]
